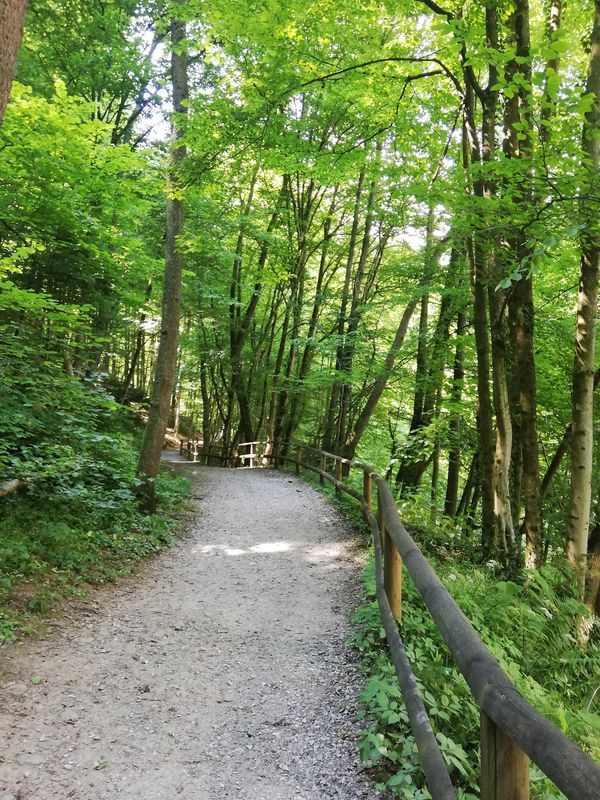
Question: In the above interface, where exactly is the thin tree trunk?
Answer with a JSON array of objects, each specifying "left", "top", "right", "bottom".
[
  {"left": 461, "top": 4, "right": 500, "bottom": 560},
  {"left": 457, "top": 452, "right": 479, "bottom": 519},
  {"left": 430, "top": 385, "right": 442, "bottom": 520},
  {"left": 200, "top": 358, "right": 212, "bottom": 449},
  {"left": 567, "top": 0, "right": 600, "bottom": 592},
  {"left": 342, "top": 298, "right": 419, "bottom": 461},
  {"left": 583, "top": 520, "right": 600, "bottom": 617},
  {"left": 541, "top": 368, "right": 600, "bottom": 500},
  {"left": 490, "top": 285, "right": 515, "bottom": 565},
  {"left": 444, "top": 309, "right": 467, "bottom": 517},
  {"left": 255, "top": 290, "right": 279, "bottom": 440},
  {"left": 338, "top": 151, "right": 381, "bottom": 451},
  {"left": 540, "top": 0, "right": 563, "bottom": 146},
  {"left": 396, "top": 233, "right": 456, "bottom": 490},
  {"left": 265, "top": 288, "right": 292, "bottom": 462},
  {"left": 322, "top": 171, "right": 364, "bottom": 452},
  {"left": 229, "top": 173, "right": 259, "bottom": 443},
  {"left": 395, "top": 285, "right": 430, "bottom": 488},
  {"left": 136, "top": 8, "right": 188, "bottom": 511},
  {"left": 281, "top": 198, "right": 337, "bottom": 446},
  {"left": 121, "top": 280, "right": 152, "bottom": 402},
  {"left": 274, "top": 179, "right": 315, "bottom": 455}
]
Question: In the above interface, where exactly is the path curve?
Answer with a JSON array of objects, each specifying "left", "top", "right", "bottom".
[{"left": 1, "top": 467, "right": 379, "bottom": 799}]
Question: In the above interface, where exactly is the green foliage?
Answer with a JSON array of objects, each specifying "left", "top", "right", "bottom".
[
  {"left": 350, "top": 551, "right": 600, "bottom": 798},
  {"left": 0, "top": 291, "right": 190, "bottom": 640},
  {"left": 0, "top": 466, "right": 189, "bottom": 643}
]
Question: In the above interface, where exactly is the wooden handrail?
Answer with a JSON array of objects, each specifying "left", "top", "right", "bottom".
[
  {"left": 286, "top": 444, "right": 600, "bottom": 799},
  {"left": 178, "top": 439, "right": 267, "bottom": 467},
  {"left": 174, "top": 437, "right": 599, "bottom": 798}
]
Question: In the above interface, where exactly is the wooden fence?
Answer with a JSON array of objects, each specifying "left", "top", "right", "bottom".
[
  {"left": 179, "top": 438, "right": 266, "bottom": 468},
  {"left": 177, "top": 439, "right": 600, "bottom": 800}
]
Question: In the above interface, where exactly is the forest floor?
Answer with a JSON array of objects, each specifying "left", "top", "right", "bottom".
[{"left": 0, "top": 463, "right": 379, "bottom": 799}]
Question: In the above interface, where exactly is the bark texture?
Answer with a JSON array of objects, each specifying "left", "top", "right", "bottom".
[{"left": 0, "top": 0, "right": 27, "bottom": 126}]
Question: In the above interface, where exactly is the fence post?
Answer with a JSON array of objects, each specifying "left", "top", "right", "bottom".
[
  {"left": 480, "top": 711, "right": 529, "bottom": 800},
  {"left": 363, "top": 470, "right": 372, "bottom": 510},
  {"left": 335, "top": 458, "right": 342, "bottom": 495},
  {"left": 295, "top": 447, "right": 301, "bottom": 475},
  {"left": 378, "top": 488, "right": 402, "bottom": 620},
  {"left": 249, "top": 442, "right": 254, "bottom": 469},
  {"left": 319, "top": 453, "right": 325, "bottom": 484}
]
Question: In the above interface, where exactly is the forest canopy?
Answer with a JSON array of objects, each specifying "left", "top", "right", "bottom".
[{"left": 4, "top": 0, "right": 598, "bottom": 575}]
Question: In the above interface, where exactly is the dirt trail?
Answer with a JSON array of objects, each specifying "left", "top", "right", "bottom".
[{"left": 1, "top": 467, "right": 379, "bottom": 799}]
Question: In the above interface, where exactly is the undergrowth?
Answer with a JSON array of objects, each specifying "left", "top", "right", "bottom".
[
  {"left": 289, "top": 463, "right": 600, "bottom": 799},
  {"left": 350, "top": 556, "right": 600, "bottom": 799},
  {"left": 0, "top": 343, "right": 191, "bottom": 642},
  {"left": 0, "top": 466, "right": 189, "bottom": 643}
]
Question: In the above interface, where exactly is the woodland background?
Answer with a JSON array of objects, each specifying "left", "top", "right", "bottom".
[{"left": 0, "top": 0, "right": 599, "bottom": 796}]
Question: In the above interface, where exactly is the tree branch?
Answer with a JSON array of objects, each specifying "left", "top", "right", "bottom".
[
  {"left": 416, "top": 0, "right": 455, "bottom": 21},
  {"left": 299, "top": 57, "right": 463, "bottom": 96}
]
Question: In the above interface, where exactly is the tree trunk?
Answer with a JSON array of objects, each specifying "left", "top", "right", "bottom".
[
  {"left": 265, "top": 286, "right": 292, "bottom": 462},
  {"left": 136, "top": 9, "right": 188, "bottom": 511},
  {"left": 461, "top": 3, "right": 500, "bottom": 561},
  {"left": 396, "top": 233, "right": 456, "bottom": 491},
  {"left": 0, "top": 0, "right": 27, "bottom": 126},
  {"left": 540, "top": 0, "right": 563, "bottom": 146},
  {"left": 200, "top": 358, "right": 212, "bottom": 449},
  {"left": 430, "top": 385, "right": 442, "bottom": 520},
  {"left": 343, "top": 297, "right": 419, "bottom": 462},
  {"left": 338, "top": 152, "right": 381, "bottom": 451},
  {"left": 281, "top": 198, "right": 337, "bottom": 446},
  {"left": 541, "top": 368, "right": 600, "bottom": 501},
  {"left": 463, "top": 88, "right": 495, "bottom": 557},
  {"left": 566, "top": 0, "right": 600, "bottom": 591},
  {"left": 395, "top": 287, "right": 430, "bottom": 488},
  {"left": 444, "top": 309, "right": 467, "bottom": 517},
  {"left": 121, "top": 280, "right": 152, "bottom": 402},
  {"left": 274, "top": 178, "right": 315, "bottom": 455},
  {"left": 504, "top": 0, "right": 542, "bottom": 570},
  {"left": 490, "top": 285, "right": 516, "bottom": 565},
  {"left": 322, "top": 171, "right": 364, "bottom": 452}
]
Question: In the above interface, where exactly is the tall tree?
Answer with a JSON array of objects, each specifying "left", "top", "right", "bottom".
[
  {"left": 137, "top": 4, "right": 188, "bottom": 511},
  {"left": 566, "top": 0, "right": 600, "bottom": 591}
]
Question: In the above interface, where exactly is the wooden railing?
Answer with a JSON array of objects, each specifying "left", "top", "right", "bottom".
[
  {"left": 179, "top": 439, "right": 265, "bottom": 468},
  {"left": 177, "top": 439, "right": 600, "bottom": 799}
]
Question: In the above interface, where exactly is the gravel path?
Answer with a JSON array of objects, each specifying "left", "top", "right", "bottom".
[{"left": 1, "top": 467, "right": 380, "bottom": 799}]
